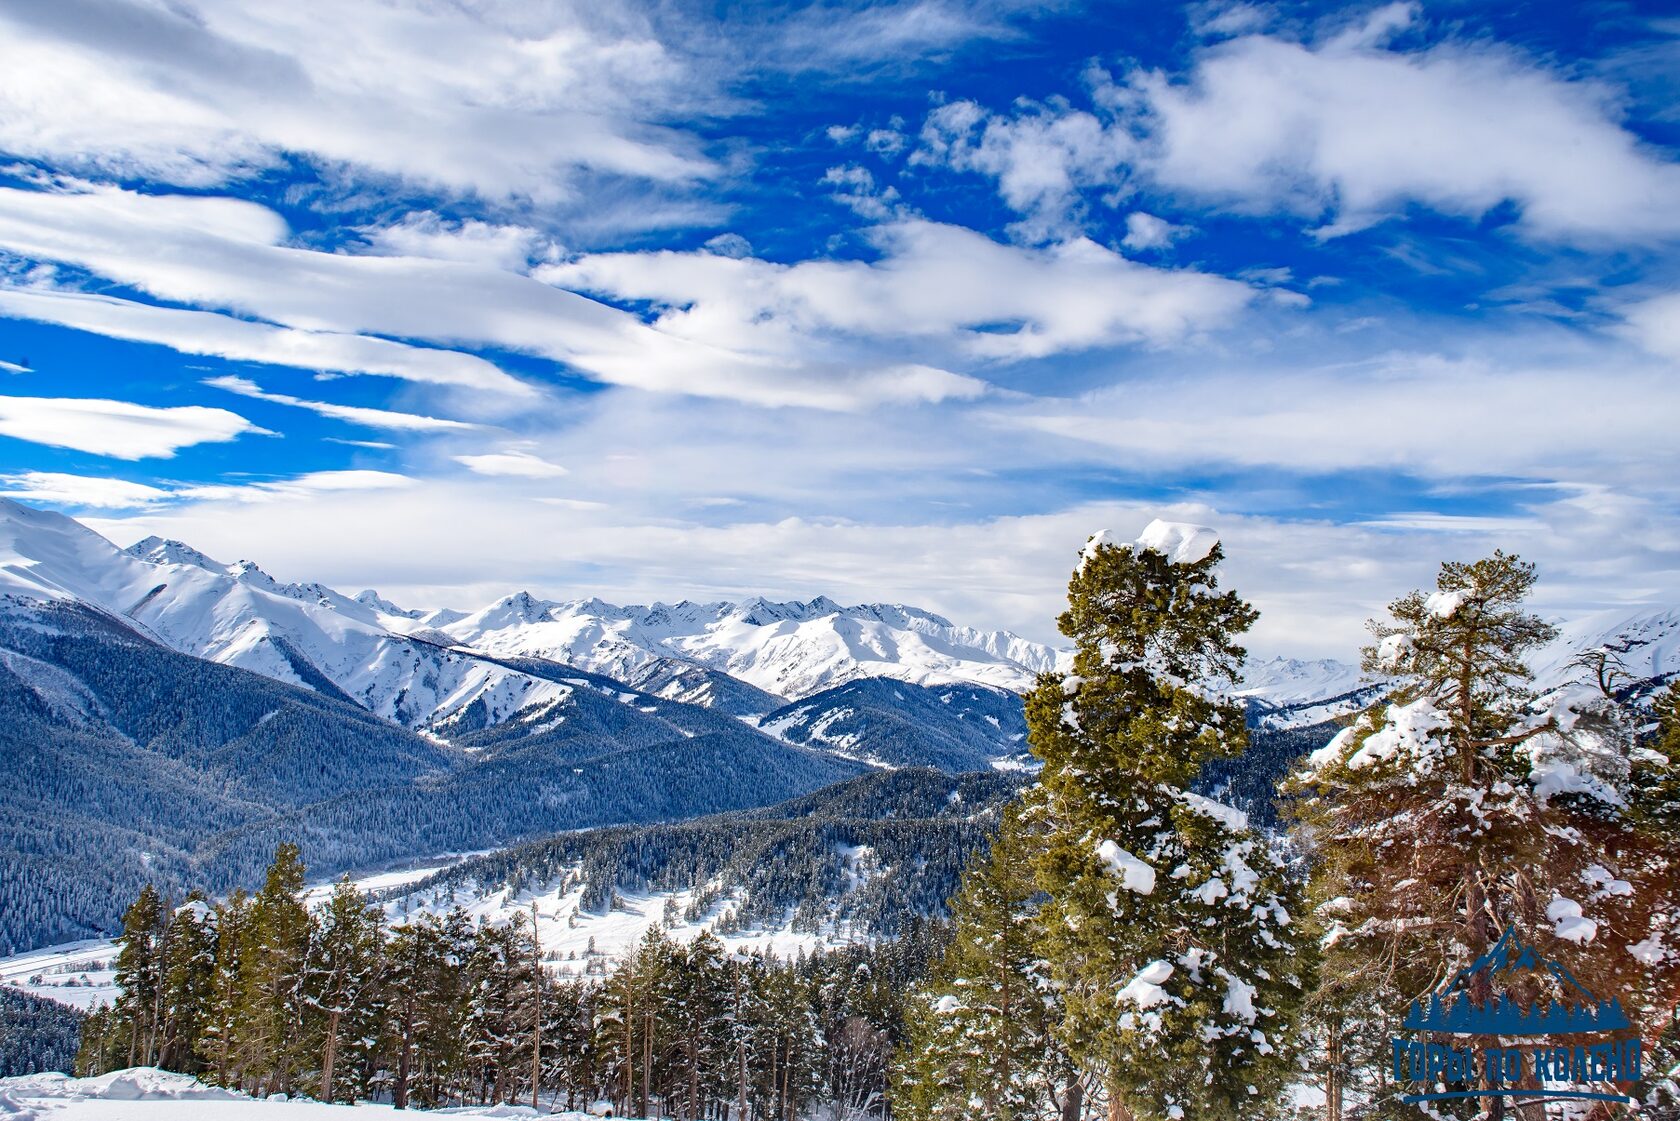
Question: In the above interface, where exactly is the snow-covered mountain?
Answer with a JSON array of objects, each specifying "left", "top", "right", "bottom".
[
  {"left": 0, "top": 500, "right": 565, "bottom": 731},
  {"left": 422, "top": 592, "right": 1062, "bottom": 700}
]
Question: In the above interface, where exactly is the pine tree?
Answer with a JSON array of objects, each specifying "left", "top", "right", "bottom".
[
  {"left": 109, "top": 884, "right": 167, "bottom": 1068},
  {"left": 198, "top": 890, "right": 252, "bottom": 1087},
  {"left": 1028, "top": 525, "right": 1309, "bottom": 1121},
  {"left": 238, "top": 844, "right": 311, "bottom": 1096},
  {"left": 302, "top": 877, "right": 384, "bottom": 1103},
  {"left": 157, "top": 897, "right": 215, "bottom": 1073},
  {"left": 1295, "top": 554, "right": 1680, "bottom": 1117},
  {"left": 670, "top": 931, "right": 730, "bottom": 1118},
  {"left": 896, "top": 807, "right": 1079, "bottom": 1121}
]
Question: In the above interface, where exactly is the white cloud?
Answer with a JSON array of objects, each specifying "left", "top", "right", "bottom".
[
  {"left": 543, "top": 217, "right": 1258, "bottom": 361},
  {"left": 0, "top": 394, "right": 265, "bottom": 459},
  {"left": 0, "top": 470, "right": 172, "bottom": 508},
  {"left": 1125, "top": 6, "right": 1680, "bottom": 240},
  {"left": 204, "top": 375, "right": 479, "bottom": 432},
  {"left": 0, "top": 0, "right": 715, "bottom": 200},
  {"left": 1617, "top": 291, "right": 1680, "bottom": 362},
  {"left": 1122, "top": 211, "right": 1190, "bottom": 251},
  {"left": 993, "top": 349, "right": 1680, "bottom": 479},
  {"left": 915, "top": 7, "right": 1680, "bottom": 243},
  {"left": 0, "top": 284, "right": 535, "bottom": 396},
  {"left": 0, "top": 358, "right": 32, "bottom": 374},
  {"left": 453, "top": 449, "right": 570, "bottom": 479},
  {"left": 914, "top": 98, "right": 1133, "bottom": 239},
  {"left": 0, "top": 183, "right": 988, "bottom": 411},
  {"left": 359, "top": 213, "right": 550, "bottom": 271},
  {"left": 172, "top": 470, "right": 414, "bottom": 504}
]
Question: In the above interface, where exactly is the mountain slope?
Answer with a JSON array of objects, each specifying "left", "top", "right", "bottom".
[
  {"left": 379, "top": 768, "right": 1026, "bottom": 965},
  {"left": 756, "top": 678, "right": 1031, "bottom": 771},
  {"left": 0, "top": 500, "right": 567, "bottom": 734},
  {"left": 0, "top": 596, "right": 864, "bottom": 955}
]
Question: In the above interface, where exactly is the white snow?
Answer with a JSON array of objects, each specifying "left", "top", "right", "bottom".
[
  {"left": 1627, "top": 934, "right": 1667, "bottom": 965},
  {"left": 1134, "top": 519, "right": 1220, "bottom": 565},
  {"left": 1546, "top": 897, "right": 1598, "bottom": 944},
  {"left": 1342, "top": 698, "right": 1449, "bottom": 772},
  {"left": 1095, "top": 841, "right": 1156, "bottom": 895},
  {"left": 1117, "top": 960, "right": 1174, "bottom": 1008},
  {"left": 1221, "top": 973, "right": 1258, "bottom": 1024},
  {"left": 1424, "top": 590, "right": 1468, "bottom": 619},
  {"left": 1178, "top": 790, "right": 1251, "bottom": 833},
  {"left": 0, "top": 1069, "right": 631, "bottom": 1121}
]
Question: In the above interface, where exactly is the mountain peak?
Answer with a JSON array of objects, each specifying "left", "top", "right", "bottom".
[
  {"left": 126, "top": 536, "right": 227, "bottom": 574},
  {"left": 355, "top": 589, "right": 420, "bottom": 618}
]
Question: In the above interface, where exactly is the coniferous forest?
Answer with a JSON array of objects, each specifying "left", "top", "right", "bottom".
[
  {"left": 75, "top": 843, "right": 948, "bottom": 1118},
  {"left": 57, "top": 539, "right": 1680, "bottom": 1120}
]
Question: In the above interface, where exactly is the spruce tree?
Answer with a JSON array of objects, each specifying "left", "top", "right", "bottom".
[
  {"left": 302, "top": 877, "right": 384, "bottom": 1103},
  {"left": 157, "top": 897, "right": 215, "bottom": 1073},
  {"left": 238, "top": 844, "right": 311, "bottom": 1096},
  {"left": 1029, "top": 524, "right": 1309, "bottom": 1121},
  {"left": 199, "top": 889, "right": 251, "bottom": 1087},
  {"left": 109, "top": 884, "right": 166, "bottom": 1068},
  {"left": 896, "top": 807, "right": 1079, "bottom": 1121}
]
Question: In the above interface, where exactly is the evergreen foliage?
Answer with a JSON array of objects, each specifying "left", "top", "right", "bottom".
[
  {"left": 895, "top": 805, "right": 1080, "bottom": 1121},
  {"left": 75, "top": 845, "right": 949, "bottom": 1118},
  {"left": 897, "top": 529, "right": 1312, "bottom": 1121},
  {"left": 0, "top": 987, "right": 83, "bottom": 1077},
  {"left": 1292, "top": 553, "right": 1680, "bottom": 1118}
]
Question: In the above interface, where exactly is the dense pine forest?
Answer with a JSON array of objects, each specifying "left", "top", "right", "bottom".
[
  {"left": 0, "top": 988, "right": 83, "bottom": 1079},
  {"left": 76, "top": 844, "right": 949, "bottom": 1117}
]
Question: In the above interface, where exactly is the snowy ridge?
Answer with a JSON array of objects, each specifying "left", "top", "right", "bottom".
[
  {"left": 0, "top": 501, "right": 566, "bottom": 733},
  {"left": 427, "top": 592, "right": 1063, "bottom": 700}
]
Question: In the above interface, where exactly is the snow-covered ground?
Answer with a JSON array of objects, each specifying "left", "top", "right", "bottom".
[
  {"left": 0, "top": 1069, "right": 626, "bottom": 1121},
  {"left": 1, "top": 853, "right": 859, "bottom": 1014},
  {"left": 0, "top": 940, "right": 118, "bottom": 1013},
  {"left": 386, "top": 869, "right": 872, "bottom": 979}
]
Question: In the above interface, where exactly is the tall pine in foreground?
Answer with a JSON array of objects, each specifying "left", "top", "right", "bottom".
[{"left": 898, "top": 522, "right": 1309, "bottom": 1121}]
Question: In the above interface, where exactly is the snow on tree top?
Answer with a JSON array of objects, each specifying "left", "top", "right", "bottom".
[
  {"left": 1135, "top": 519, "right": 1220, "bottom": 564},
  {"left": 1081, "top": 520, "right": 1221, "bottom": 571},
  {"left": 1424, "top": 589, "right": 1469, "bottom": 619}
]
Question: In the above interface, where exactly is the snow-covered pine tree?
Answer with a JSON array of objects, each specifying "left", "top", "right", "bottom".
[
  {"left": 1029, "top": 523, "right": 1309, "bottom": 1121},
  {"left": 1294, "top": 553, "right": 1680, "bottom": 1116},
  {"left": 896, "top": 806, "right": 1079, "bottom": 1121},
  {"left": 238, "top": 843, "right": 311, "bottom": 1097},
  {"left": 303, "top": 877, "right": 384, "bottom": 1103},
  {"left": 157, "top": 896, "right": 215, "bottom": 1073}
]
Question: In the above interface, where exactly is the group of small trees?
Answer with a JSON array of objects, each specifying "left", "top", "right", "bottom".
[
  {"left": 76, "top": 843, "right": 941, "bottom": 1118},
  {"left": 897, "top": 530, "right": 1680, "bottom": 1121}
]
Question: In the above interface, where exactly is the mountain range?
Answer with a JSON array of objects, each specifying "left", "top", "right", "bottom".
[{"left": 0, "top": 498, "right": 1674, "bottom": 958}]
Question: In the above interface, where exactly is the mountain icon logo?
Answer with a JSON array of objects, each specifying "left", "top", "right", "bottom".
[{"left": 1403, "top": 926, "right": 1632, "bottom": 1037}]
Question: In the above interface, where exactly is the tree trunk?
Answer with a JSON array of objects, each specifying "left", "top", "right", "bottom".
[
  {"left": 531, "top": 904, "right": 544, "bottom": 1110},
  {"left": 1060, "top": 1079, "right": 1083, "bottom": 1121},
  {"left": 320, "top": 1010, "right": 340, "bottom": 1103}
]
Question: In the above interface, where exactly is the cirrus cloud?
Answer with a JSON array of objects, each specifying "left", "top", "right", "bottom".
[{"left": 0, "top": 393, "right": 266, "bottom": 459}]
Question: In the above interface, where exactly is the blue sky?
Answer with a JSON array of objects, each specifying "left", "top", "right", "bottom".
[{"left": 0, "top": 0, "right": 1677, "bottom": 653}]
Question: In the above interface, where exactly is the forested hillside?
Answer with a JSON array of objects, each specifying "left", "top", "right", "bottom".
[
  {"left": 386, "top": 768, "right": 1026, "bottom": 941},
  {"left": 0, "top": 599, "right": 863, "bottom": 955},
  {"left": 0, "top": 988, "right": 81, "bottom": 1077}
]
